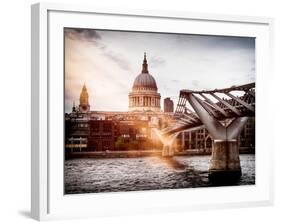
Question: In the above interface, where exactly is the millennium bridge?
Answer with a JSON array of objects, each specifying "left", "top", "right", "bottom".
[{"left": 159, "top": 82, "right": 255, "bottom": 181}]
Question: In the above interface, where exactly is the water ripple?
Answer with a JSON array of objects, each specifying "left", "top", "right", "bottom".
[{"left": 65, "top": 154, "right": 255, "bottom": 194}]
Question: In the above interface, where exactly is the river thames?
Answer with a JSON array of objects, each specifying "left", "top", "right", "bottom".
[{"left": 64, "top": 154, "right": 255, "bottom": 194}]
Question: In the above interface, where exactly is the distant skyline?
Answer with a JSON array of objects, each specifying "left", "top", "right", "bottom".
[{"left": 65, "top": 28, "right": 255, "bottom": 112}]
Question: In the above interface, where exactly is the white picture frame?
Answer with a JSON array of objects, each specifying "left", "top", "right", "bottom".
[{"left": 31, "top": 2, "right": 274, "bottom": 221}]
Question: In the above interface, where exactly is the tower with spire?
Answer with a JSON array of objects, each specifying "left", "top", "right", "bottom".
[
  {"left": 79, "top": 83, "right": 90, "bottom": 113},
  {"left": 72, "top": 101, "right": 76, "bottom": 112}
]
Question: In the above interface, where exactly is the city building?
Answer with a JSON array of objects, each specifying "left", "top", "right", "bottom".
[
  {"left": 65, "top": 113, "right": 89, "bottom": 152},
  {"left": 174, "top": 117, "right": 255, "bottom": 153},
  {"left": 65, "top": 53, "right": 255, "bottom": 154},
  {"left": 239, "top": 117, "right": 255, "bottom": 150},
  {"left": 164, "top": 97, "right": 174, "bottom": 113},
  {"left": 87, "top": 120, "right": 118, "bottom": 151}
]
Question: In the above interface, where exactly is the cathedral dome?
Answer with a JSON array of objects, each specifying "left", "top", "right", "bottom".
[
  {"left": 133, "top": 73, "right": 157, "bottom": 90},
  {"left": 132, "top": 53, "right": 158, "bottom": 91},
  {"left": 128, "top": 53, "right": 161, "bottom": 112}
]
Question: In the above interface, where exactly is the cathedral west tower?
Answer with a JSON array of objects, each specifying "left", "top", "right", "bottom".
[{"left": 79, "top": 83, "right": 90, "bottom": 113}]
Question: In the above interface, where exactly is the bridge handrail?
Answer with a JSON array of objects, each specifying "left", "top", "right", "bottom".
[{"left": 180, "top": 82, "right": 255, "bottom": 95}]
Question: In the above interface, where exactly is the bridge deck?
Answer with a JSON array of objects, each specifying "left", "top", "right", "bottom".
[{"left": 162, "top": 83, "right": 255, "bottom": 135}]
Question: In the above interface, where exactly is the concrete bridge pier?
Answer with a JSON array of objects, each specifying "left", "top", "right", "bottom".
[
  {"left": 161, "top": 133, "right": 179, "bottom": 157},
  {"left": 186, "top": 93, "right": 249, "bottom": 182},
  {"left": 209, "top": 139, "right": 241, "bottom": 182},
  {"left": 162, "top": 145, "right": 174, "bottom": 157}
]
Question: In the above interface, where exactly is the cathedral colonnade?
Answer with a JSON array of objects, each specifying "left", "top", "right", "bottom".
[{"left": 129, "top": 95, "right": 161, "bottom": 107}]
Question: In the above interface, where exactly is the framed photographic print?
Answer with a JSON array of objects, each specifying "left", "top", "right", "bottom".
[{"left": 31, "top": 2, "right": 274, "bottom": 221}]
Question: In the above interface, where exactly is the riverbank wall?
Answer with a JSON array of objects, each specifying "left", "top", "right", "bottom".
[{"left": 65, "top": 147, "right": 255, "bottom": 159}]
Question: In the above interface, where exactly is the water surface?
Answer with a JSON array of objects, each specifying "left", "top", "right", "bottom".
[{"left": 65, "top": 154, "right": 255, "bottom": 194}]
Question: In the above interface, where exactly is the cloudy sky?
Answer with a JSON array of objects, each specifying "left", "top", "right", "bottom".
[{"left": 64, "top": 28, "right": 255, "bottom": 113}]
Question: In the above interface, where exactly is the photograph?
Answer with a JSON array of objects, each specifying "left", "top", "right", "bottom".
[{"left": 64, "top": 28, "right": 255, "bottom": 194}]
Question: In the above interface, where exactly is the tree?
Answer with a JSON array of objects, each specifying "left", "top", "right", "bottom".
[
  {"left": 115, "top": 136, "right": 125, "bottom": 150},
  {"left": 128, "top": 140, "right": 138, "bottom": 150}
]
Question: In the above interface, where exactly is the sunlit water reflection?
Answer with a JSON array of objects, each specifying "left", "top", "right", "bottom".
[{"left": 65, "top": 154, "right": 255, "bottom": 194}]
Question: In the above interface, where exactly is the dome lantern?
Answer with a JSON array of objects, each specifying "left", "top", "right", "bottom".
[{"left": 142, "top": 52, "right": 148, "bottom": 73}]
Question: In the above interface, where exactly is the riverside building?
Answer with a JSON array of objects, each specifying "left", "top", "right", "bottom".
[{"left": 65, "top": 53, "right": 255, "bottom": 154}]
